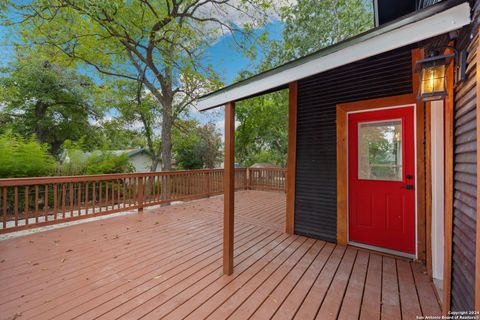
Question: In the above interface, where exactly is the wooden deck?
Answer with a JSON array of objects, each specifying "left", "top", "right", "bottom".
[{"left": 0, "top": 190, "right": 441, "bottom": 320}]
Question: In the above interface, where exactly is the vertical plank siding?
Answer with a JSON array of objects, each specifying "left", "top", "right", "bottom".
[
  {"left": 295, "top": 46, "right": 413, "bottom": 242},
  {"left": 450, "top": 16, "right": 479, "bottom": 312}
]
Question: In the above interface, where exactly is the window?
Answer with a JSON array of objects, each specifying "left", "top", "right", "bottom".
[{"left": 358, "top": 120, "right": 402, "bottom": 181}]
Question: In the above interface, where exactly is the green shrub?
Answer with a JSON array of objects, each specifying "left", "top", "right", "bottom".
[
  {"left": 55, "top": 149, "right": 88, "bottom": 176},
  {"left": 84, "top": 152, "right": 134, "bottom": 175},
  {"left": 0, "top": 132, "right": 56, "bottom": 178}
]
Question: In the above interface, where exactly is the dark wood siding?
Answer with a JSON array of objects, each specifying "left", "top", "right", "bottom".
[
  {"left": 451, "top": 8, "right": 478, "bottom": 312},
  {"left": 295, "top": 47, "right": 413, "bottom": 242}
]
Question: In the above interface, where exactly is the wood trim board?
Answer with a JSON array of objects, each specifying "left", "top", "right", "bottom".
[
  {"left": 336, "top": 93, "right": 422, "bottom": 250},
  {"left": 425, "top": 102, "right": 433, "bottom": 278},
  {"left": 412, "top": 48, "right": 427, "bottom": 262},
  {"left": 442, "top": 53, "right": 455, "bottom": 314},
  {"left": 286, "top": 82, "right": 298, "bottom": 235}
]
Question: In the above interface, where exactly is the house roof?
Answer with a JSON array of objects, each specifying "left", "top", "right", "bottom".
[
  {"left": 197, "top": 0, "right": 471, "bottom": 111},
  {"left": 63, "top": 148, "right": 148, "bottom": 162},
  {"left": 119, "top": 149, "right": 148, "bottom": 157},
  {"left": 250, "top": 162, "right": 280, "bottom": 168}
]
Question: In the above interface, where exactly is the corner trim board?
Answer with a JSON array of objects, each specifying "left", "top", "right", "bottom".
[{"left": 286, "top": 82, "right": 298, "bottom": 235}]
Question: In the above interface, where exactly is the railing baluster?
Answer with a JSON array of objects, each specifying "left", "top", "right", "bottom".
[
  {"left": 77, "top": 183, "right": 82, "bottom": 216},
  {"left": 53, "top": 184, "right": 58, "bottom": 220},
  {"left": 128, "top": 178, "right": 131, "bottom": 207},
  {"left": 122, "top": 179, "right": 126, "bottom": 209},
  {"left": 117, "top": 179, "right": 120, "bottom": 209},
  {"left": 14, "top": 186, "right": 18, "bottom": 226},
  {"left": 2, "top": 188, "right": 7, "bottom": 228},
  {"left": 105, "top": 182, "right": 109, "bottom": 211},
  {"left": 62, "top": 184, "right": 66, "bottom": 219},
  {"left": 69, "top": 183, "right": 74, "bottom": 217},
  {"left": 92, "top": 182, "right": 96, "bottom": 214},
  {"left": 85, "top": 182, "right": 89, "bottom": 215},
  {"left": 44, "top": 185, "right": 49, "bottom": 222},
  {"left": 138, "top": 176, "right": 144, "bottom": 211},
  {"left": 24, "top": 186, "right": 29, "bottom": 225},
  {"left": 35, "top": 185, "right": 39, "bottom": 223},
  {"left": 99, "top": 182, "right": 102, "bottom": 212},
  {"left": 112, "top": 180, "right": 116, "bottom": 209},
  {"left": 110, "top": 180, "right": 114, "bottom": 209}
]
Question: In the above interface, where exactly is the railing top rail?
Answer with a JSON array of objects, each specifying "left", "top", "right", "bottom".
[
  {"left": 0, "top": 168, "right": 249, "bottom": 187},
  {"left": 248, "top": 167, "right": 287, "bottom": 171}
]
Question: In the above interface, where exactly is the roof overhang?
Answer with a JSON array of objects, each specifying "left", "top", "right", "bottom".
[{"left": 197, "top": 1, "right": 471, "bottom": 111}]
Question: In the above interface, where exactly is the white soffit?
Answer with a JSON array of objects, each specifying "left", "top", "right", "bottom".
[{"left": 197, "top": 2, "right": 471, "bottom": 111}]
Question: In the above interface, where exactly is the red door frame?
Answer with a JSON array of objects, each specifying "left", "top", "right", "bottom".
[
  {"left": 347, "top": 105, "right": 416, "bottom": 255},
  {"left": 336, "top": 93, "right": 424, "bottom": 259}
]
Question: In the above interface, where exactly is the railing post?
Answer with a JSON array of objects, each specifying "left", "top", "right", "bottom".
[
  {"left": 206, "top": 171, "right": 210, "bottom": 197},
  {"left": 246, "top": 168, "right": 250, "bottom": 190},
  {"left": 138, "top": 176, "right": 144, "bottom": 212}
]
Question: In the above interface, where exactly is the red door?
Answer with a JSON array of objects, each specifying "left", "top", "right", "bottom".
[{"left": 348, "top": 106, "right": 415, "bottom": 254}]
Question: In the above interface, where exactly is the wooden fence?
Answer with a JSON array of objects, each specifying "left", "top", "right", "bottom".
[{"left": 0, "top": 168, "right": 286, "bottom": 234}]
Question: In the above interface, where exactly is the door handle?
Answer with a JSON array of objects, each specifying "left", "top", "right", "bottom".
[{"left": 403, "top": 184, "right": 414, "bottom": 190}]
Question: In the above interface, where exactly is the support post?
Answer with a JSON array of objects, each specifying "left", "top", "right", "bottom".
[
  {"left": 286, "top": 82, "right": 298, "bottom": 235},
  {"left": 224, "top": 101, "right": 235, "bottom": 275}
]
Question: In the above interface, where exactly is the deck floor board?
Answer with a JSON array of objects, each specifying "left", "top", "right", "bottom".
[{"left": 0, "top": 190, "right": 441, "bottom": 320}]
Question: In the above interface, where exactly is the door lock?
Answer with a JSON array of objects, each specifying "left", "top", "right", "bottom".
[{"left": 403, "top": 184, "right": 414, "bottom": 190}]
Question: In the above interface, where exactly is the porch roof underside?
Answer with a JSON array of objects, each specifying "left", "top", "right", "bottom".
[{"left": 197, "top": 0, "right": 471, "bottom": 111}]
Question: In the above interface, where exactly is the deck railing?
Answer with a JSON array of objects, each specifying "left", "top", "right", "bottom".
[
  {"left": 0, "top": 167, "right": 286, "bottom": 233},
  {"left": 248, "top": 167, "right": 287, "bottom": 191}
]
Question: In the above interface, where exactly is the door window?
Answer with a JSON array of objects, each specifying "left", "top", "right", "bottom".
[{"left": 357, "top": 119, "right": 402, "bottom": 181}]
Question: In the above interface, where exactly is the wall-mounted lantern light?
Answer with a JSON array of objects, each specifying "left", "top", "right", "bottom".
[{"left": 416, "top": 50, "right": 454, "bottom": 101}]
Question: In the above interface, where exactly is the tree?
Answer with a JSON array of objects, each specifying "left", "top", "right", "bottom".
[
  {"left": 279, "top": 0, "right": 373, "bottom": 61},
  {"left": 235, "top": 0, "right": 373, "bottom": 166},
  {"left": 235, "top": 89, "right": 288, "bottom": 167},
  {"left": 0, "top": 54, "right": 103, "bottom": 155},
  {"left": 173, "top": 120, "right": 222, "bottom": 170},
  {"left": 112, "top": 80, "right": 164, "bottom": 171},
  {"left": 95, "top": 119, "right": 145, "bottom": 150},
  {"left": 5, "top": 0, "right": 272, "bottom": 171}
]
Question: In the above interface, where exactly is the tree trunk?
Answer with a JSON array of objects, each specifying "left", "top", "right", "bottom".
[
  {"left": 150, "top": 157, "right": 160, "bottom": 172},
  {"left": 161, "top": 102, "right": 173, "bottom": 171},
  {"left": 160, "top": 96, "right": 173, "bottom": 204},
  {"left": 34, "top": 101, "right": 48, "bottom": 143},
  {"left": 146, "top": 156, "right": 160, "bottom": 200}
]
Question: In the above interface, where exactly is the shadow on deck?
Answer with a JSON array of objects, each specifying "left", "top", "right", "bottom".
[{"left": 0, "top": 190, "right": 440, "bottom": 320}]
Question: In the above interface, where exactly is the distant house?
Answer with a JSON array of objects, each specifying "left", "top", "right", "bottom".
[
  {"left": 63, "top": 148, "right": 162, "bottom": 172},
  {"left": 249, "top": 162, "right": 280, "bottom": 169},
  {"left": 115, "top": 149, "right": 160, "bottom": 172}
]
